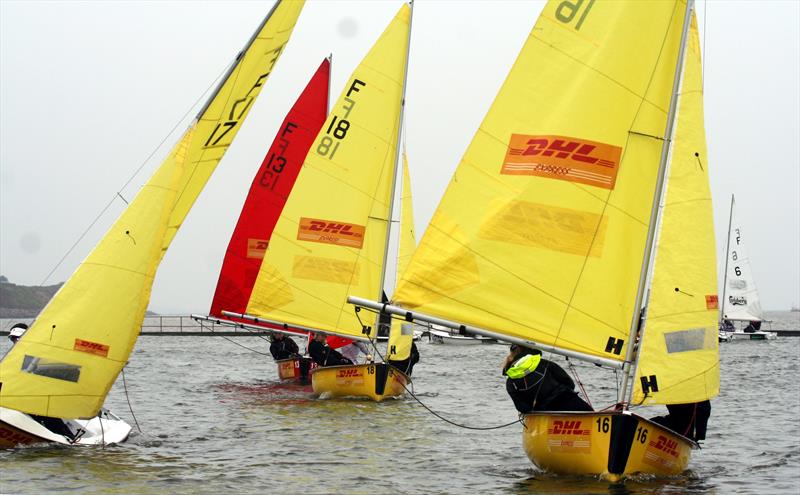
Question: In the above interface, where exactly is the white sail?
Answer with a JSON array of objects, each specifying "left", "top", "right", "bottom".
[{"left": 721, "top": 196, "right": 763, "bottom": 321}]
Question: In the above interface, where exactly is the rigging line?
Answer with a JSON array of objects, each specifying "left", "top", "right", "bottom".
[
  {"left": 198, "top": 320, "right": 272, "bottom": 355},
  {"left": 121, "top": 366, "right": 143, "bottom": 434},
  {"left": 566, "top": 358, "right": 593, "bottom": 409},
  {"left": 352, "top": 307, "right": 527, "bottom": 431},
  {"left": 402, "top": 379, "right": 521, "bottom": 431},
  {"left": 38, "top": 61, "right": 231, "bottom": 286}
]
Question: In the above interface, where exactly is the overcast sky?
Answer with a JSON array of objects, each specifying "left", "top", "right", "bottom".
[{"left": 1, "top": 0, "right": 798, "bottom": 314}]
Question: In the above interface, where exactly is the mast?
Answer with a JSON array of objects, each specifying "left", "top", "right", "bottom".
[
  {"left": 326, "top": 53, "right": 333, "bottom": 115},
  {"left": 194, "top": 0, "right": 283, "bottom": 121},
  {"left": 376, "top": 0, "right": 414, "bottom": 328},
  {"left": 618, "top": 0, "right": 696, "bottom": 406},
  {"left": 720, "top": 194, "right": 735, "bottom": 320}
]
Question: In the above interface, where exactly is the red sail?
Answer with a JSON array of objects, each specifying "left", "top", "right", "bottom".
[{"left": 210, "top": 59, "right": 330, "bottom": 319}]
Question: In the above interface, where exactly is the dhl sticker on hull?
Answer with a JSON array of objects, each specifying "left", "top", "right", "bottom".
[
  {"left": 502, "top": 134, "right": 622, "bottom": 190},
  {"left": 297, "top": 218, "right": 365, "bottom": 248},
  {"left": 546, "top": 419, "right": 592, "bottom": 454}
]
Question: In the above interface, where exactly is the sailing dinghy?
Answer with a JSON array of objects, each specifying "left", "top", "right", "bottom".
[
  {"left": 229, "top": 2, "right": 415, "bottom": 402},
  {"left": 193, "top": 58, "right": 331, "bottom": 383},
  {"left": 0, "top": 0, "right": 305, "bottom": 447},
  {"left": 719, "top": 195, "right": 776, "bottom": 340},
  {"left": 351, "top": 0, "right": 720, "bottom": 479}
]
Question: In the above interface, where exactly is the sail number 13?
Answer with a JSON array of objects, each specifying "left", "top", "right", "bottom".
[{"left": 556, "top": 0, "right": 595, "bottom": 31}]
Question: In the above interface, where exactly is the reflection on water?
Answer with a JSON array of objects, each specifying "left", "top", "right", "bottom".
[{"left": 0, "top": 313, "right": 798, "bottom": 494}]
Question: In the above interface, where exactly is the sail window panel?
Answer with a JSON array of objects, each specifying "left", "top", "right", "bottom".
[
  {"left": 662, "top": 328, "right": 715, "bottom": 354},
  {"left": 21, "top": 355, "right": 81, "bottom": 383},
  {"left": 293, "top": 256, "right": 360, "bottom": 285}
]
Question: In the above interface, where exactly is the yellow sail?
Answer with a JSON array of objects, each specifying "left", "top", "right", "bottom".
[
  {"left": 246, "top": 4, "right": 411, "bottom": 340},
  {"left": 394, "top": 0, "right": 688, "bottom": 362},
  {"left": 633, "top": 13, "right": 719, "bottom": 405},
  {"left": 0, "top": 0, "right": 305, "bottom": 419},
  {"left": 388, "top": 152, "right": 417, "bottom": 361}
]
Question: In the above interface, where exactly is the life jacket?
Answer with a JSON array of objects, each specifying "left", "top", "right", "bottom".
[{"left": 505, "top": 353, "right": 542, "bottom": 379}]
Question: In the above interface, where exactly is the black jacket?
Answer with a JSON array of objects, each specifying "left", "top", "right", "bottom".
[
  {"left": 269, "top": 336, "right": 299, "bottom": 360},
  {"left": 504, "top": 355, "right": 591, "bottom": 413},
  {"left": 308, "top": 339, "right": 352, "bottom": 366}
]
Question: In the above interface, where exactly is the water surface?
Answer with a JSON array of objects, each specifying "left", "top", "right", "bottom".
[{"left": 1, "top": 312, "right": 798, "bottom": 494}]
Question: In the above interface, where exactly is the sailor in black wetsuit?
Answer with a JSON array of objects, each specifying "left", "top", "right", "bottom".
[
  {"left": 269, "top": 333, "right": 299, "bottom": 360},
  {"left": 503, "top": 345, "right": 593, "bottom": 414},
  {"left": 308, "top": 332, "right": 353, "bottom": 366}
]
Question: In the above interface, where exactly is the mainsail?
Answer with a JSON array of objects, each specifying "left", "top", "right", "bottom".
[
  {"left": 209, "top": 58, "right": 330, "bottom": 319},
  {"left": 632, "top": 13, "right": 720, "bottom": 405},
  {"left": 0, "top": 0, "right": 305, "bottom": 419},
  {"left": 245, "top": 4, "right": 412, "bottom": 341},
  {"left": 720, "top": 195, "right": 763, "bottom": 322},
  {"left": 392, "top": 0, "right": 688, "bottom": 365}
]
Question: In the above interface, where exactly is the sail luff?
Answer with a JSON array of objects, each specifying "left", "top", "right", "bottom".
[
  {"left": 194, "top": 0, "right": 284, "bottom": 121},
  {"left": 619, "top": 0, "right": 696, "bottom": 406},
  {"left": 377, "top": 0, "right": 414, "bottom": 303},
  {"left": 720, "top": 194, "right": 735, "bottom": 320}
]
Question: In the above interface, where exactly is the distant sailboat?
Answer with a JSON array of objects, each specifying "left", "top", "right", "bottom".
[
  {"left": 719, "top": 195, "right": 776, "bottom": 340},
  {"left": 229, "top": 2, "right": 414, "bottom": 402},
  {"left": 0, "top": 0, "right": 305, "bottom": 447},
  {"left": 351, "top": 0, "right": 720, "bottom": 480}
]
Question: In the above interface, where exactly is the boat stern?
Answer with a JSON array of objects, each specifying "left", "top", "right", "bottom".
[
  {"left": 522, "top": 411, "right": 694, "bottom": 480},
  {"left": 311, "top": 363, "right": 408, "bottom": 402}
]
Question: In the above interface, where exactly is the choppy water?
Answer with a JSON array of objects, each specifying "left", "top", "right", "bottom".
[{"left": 1, "top": 312, "right": 798, "bottom": 494}]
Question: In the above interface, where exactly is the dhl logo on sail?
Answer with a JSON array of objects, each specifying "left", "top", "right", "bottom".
[
  {"left": 705, "top": 294, "right": 719, "bottom": 310},
  {"left": 650, "top": 435, "right": 679, "bottom": 457},
  {"left": 246, "top": 238, "right": 268, "bottom": 259},
  {"left": 74, "top": 338, "right": 109, "bottom": 358},
  {"left": 548, "top": 420, "right": 590, "bottom": 436},
  {"left": 502, "top": 134, "right": 622, "bottom": 190},
  {"left": 297, "top": 218, "right": 365, "bottom": 249}
]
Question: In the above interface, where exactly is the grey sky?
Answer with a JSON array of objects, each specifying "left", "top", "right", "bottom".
[{"left": 1, "top": 1, "right": 798, "bottom": 314}]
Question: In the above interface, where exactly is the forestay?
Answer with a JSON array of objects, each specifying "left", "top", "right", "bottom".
[
  {"left": 393, "top": 1, "right": 688, "bottom": 364},
  {"left": 0, "top": 0, "right": 305, "bottom": 419},
  {"left": 632, "top": 14, "right": 720, "bottom": 405},
  {"left": 246, "top": 5, "right": 411, "bottom": 340}
]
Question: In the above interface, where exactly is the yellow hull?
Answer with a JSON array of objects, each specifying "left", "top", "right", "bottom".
[
  {"left": 311, "top": 363, "right": 409, "bottom": 402},
  {"left": 522, "top": 411, "right": 695, "bottom": 481}
]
